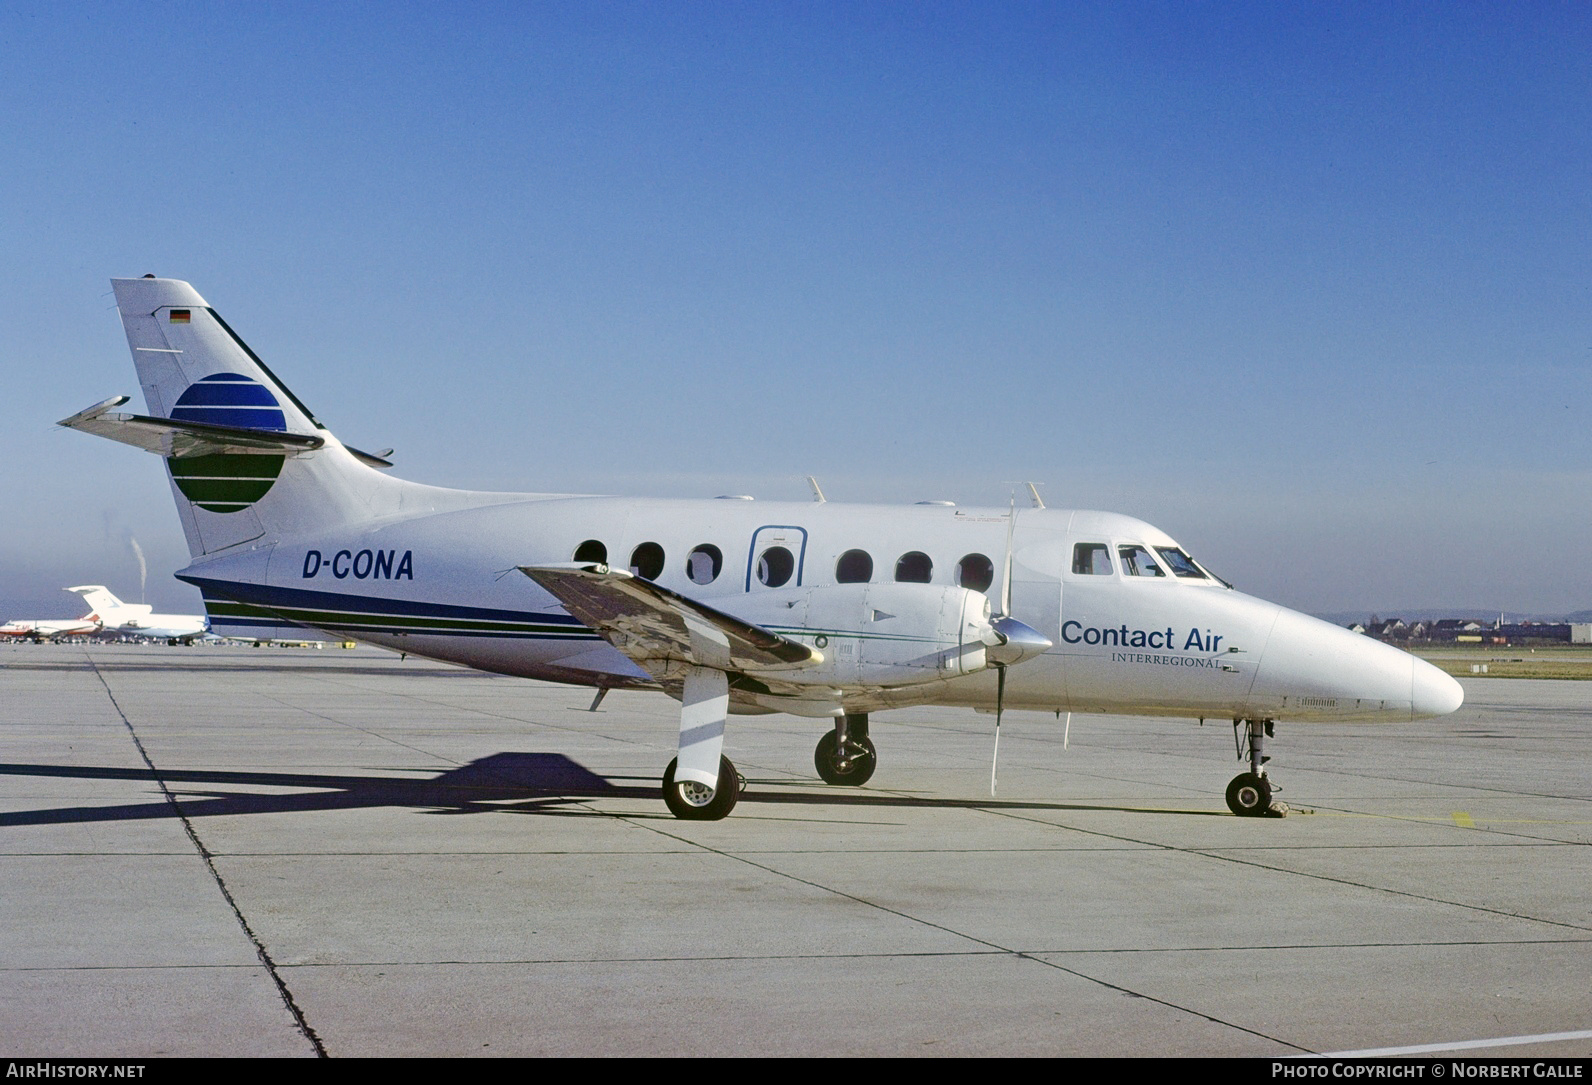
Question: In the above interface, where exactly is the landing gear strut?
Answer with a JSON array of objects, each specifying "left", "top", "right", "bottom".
[
  {"left": 815, "top": 713, "right": 876, "bottom": 786},
  {"left": 1227, "top": 718, "right": 1287, "bottom": 818},
  {"left": 662, "top": 755, "right": 741, "bottom": 820}
]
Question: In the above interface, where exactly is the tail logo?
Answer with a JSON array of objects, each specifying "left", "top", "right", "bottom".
[{"left": 167, "top": 373, "right": 287, "bottom": 514}]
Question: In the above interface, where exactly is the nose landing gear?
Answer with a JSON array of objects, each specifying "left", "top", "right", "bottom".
[{"left": 1228, "top": 718, "right": 1288, "bottom": 817}]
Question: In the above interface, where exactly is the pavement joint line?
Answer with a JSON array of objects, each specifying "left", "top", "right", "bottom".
[
  {"left": 1192, "top": 848, "right": 1592, "bottom": 934},
  {"left": 1260, "top": 766, "right": 1592, "bottom": 805},
  {"left": 8, "top": 932, "right": 1590, "bottom": 972},
  {"left": 259, "top": 693, "right": 469, "bottom": 766},
  {"left": 1301, "top": 803, "right": 1592, "bottom": 838},
  {"left": 627, "top": 817, "right": 1312, "bottom": 1053},
  {"left": 956, "top": 716, "right": 1592, "bottom": 804},
  {"left": 976, "top": 806, "right": 1592, "bottom": 934},
  {"left": 85, "top": 651, "right": 329, "bottom": 1060},
  {"left": 1120, "top": 841, "right": 1586, "bottom": 850},
  {"left": 285, "top": 677, "right": 680, "bottom": 754}
]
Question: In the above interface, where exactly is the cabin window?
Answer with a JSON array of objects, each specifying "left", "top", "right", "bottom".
[
  {"left": 630, "top": 542, "right": 665, "bottom": 580},
  {"left": 1154, "top": 546, "right": 1208, "bottom": 580},
  {"left": 1072, "top": 543, "right": 1111, "bottom": 575},
  {"left": 894, "top": 551, "right": 933, "bottom": 583},
  {"left": 956, "top": 553, "right": 994, "bottom": 593},
  {"left": 686, "top": 544, "right": 723, "bottom": 585},
  {"left": 757, "top": 546, "right": 795, "bottom": 587},
  {"left": 573, "top": 539, "right": 607, "bottom": 564},
  {"left": 835, "top": 549, "right": 873, "bottom": 583},
  {"left": 1118, "top": 544, "right": 1165, "bottom": 578}
]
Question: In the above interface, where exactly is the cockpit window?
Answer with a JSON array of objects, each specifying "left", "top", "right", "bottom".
[
  {"left": 1072, "top": 543, "right": 1112, "bottom": 576},
  {"left": 1118, "top": 544, "right": 1165, "bottom": 577},
  {"left": 1153, "top": 546, "right": 1207, "bottom": 580}
]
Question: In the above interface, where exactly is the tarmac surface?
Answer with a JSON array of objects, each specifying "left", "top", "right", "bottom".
[{"left": 1, "top": 641, "right": 1588, "bottom": 1058}]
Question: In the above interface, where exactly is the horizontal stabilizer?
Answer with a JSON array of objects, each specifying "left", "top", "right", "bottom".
[
  {"left": 521, "top": 564, "right": 820, "bottom": 676},
  {"left": 347, "top": 446, "right": 394, "bottom": 469},
  {"left": 58, "top": 397, "right": 324, "bottom": 458}
]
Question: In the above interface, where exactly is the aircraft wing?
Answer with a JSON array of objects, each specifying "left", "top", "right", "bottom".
[
  {"left": 520, "top": 565, "right": 820, "bottom": 676},
  {"left": 58, "top": 397, "right": 324, "bottom": 458}
]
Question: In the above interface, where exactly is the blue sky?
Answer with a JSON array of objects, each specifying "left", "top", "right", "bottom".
[{"left": 3, "top": 2, "right": 1590, "bottom": 618}]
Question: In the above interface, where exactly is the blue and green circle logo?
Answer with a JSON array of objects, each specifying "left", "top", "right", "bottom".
[{"left": 167, "top": 374, "right": 286, "bottom": 514}]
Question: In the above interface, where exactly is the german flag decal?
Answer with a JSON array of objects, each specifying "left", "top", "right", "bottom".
[{"left": 169, "top": 309, "right": 191, "bottom": 323}]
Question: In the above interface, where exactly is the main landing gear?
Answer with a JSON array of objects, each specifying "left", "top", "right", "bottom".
[
  {"left": 662, "top": 755, "right": 743, "bottom": 821},
  {"left": 814, "top": 713, "right": 876, "bottom": 786},
  {"left": 1228, "top": 718, "right": 1287, "bottom": 818}
]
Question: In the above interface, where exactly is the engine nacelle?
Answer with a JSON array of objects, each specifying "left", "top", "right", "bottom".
[{"left": 729, "top": 582, "right": 998, "bottom": 688}]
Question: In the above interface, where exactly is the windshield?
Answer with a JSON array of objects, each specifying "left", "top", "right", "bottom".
[
  {"left": 1117, "top": 545, "right": 1165, "bottom": 577},
  {"left": 1153, "top": 547, "right": 1207, "bottom": 580}
]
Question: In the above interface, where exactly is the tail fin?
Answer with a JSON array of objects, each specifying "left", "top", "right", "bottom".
[
  {"left": 66, "top": 585, "right": 130, "bottom": 618},
  {"left": 111, "top": 277, "right": 323, "bottom": 435},
  {"left": 62, "top": 277, "right": 523, "bottom": 565},
  {"left": 67, "top": 278, "right": 403, "bottom": 557}
]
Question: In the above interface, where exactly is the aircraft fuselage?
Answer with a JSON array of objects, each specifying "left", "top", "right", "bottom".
[{"left": 177, "top": 495, "right": 1460, "bottom": 725}]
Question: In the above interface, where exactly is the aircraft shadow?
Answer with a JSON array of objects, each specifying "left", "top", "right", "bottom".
[{"left": 0, "top": 753, "right": 1221, "bottom": 826}]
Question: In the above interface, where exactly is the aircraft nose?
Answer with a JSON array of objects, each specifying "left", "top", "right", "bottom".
[{"left": 1412, "top": 656, "right": 1464, "bottom": 719}]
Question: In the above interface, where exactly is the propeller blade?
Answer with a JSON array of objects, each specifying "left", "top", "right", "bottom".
[
  {"left": 998, "top": 495, "right": 1016, "bottom": 617},
  {"left": 990, "top": 663, "right": 1006, "bottom": 796}
]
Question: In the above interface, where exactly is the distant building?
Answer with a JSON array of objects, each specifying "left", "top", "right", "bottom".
[{"left": 1354, "top": 617, "right": 1573, "bottom": 646}]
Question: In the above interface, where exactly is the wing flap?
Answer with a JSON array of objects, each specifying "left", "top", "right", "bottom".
[
  {"left": 58, "top": 397, "right": 324, "bottom": 458},
  {"left": 521, "top": 564, "right": 820, "bottom": 675}
]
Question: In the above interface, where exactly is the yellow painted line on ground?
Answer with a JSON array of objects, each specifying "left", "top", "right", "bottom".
[
  {"left": 1452, "top": 810, "right": 1476, "bottom": 828},
  {"left": 1319, "top": 1027, "right": 1592, "bottom": 1057}
]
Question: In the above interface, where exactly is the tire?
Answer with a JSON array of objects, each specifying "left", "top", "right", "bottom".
[
  {"left": 662, "top": 755, "right": 740, "bottom": 821},
  {"left": 814, "top": 731, "right": 877, "bottom": 786},
  {"left": 1225, "top": 772, "right": 1273, "bottom": 817}
]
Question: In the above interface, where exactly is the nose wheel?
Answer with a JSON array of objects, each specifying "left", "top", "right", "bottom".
[
  {"left": 662, "top": 755, "right": 741, "bottom": 820},
  {"left": 815, "top": 713, "right": 877, "bottom": 786},
  {"left": 1228, "top": 719, "right": 1288, "bottom": 817},
  {"left": 1225, "top": 772, "right": 1272, "bottom": 815}
]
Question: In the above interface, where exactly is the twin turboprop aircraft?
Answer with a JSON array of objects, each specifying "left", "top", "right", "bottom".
[{"left": 61, "top": 277, "right": 1465, "bottom": 820}]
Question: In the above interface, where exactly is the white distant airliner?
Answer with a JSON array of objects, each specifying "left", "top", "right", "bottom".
[
  {"left": 0, "top": 613, "right": 99, "bottom": 642},
  {"left": 60, "top": 277, "right": 1464, "bottom": 820},
  {"left": 66, "top": 586, "right": 208, "bottom": 643}
]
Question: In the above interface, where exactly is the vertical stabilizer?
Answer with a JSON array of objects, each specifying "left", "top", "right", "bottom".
[
  {"left": 110, "top": 278, "right": 401, "bottom": 558},
  {"left": 66, "top": 585, "right": 131, "bottom": 618}
]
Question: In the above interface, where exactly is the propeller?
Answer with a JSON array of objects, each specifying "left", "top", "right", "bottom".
[{"left": 984, "top": 494, "right": 1054, "bottom": 795}]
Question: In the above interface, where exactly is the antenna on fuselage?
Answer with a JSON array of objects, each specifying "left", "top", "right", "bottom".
[{"left": 805, "top": 476, "right": 826, "bottom": 503}]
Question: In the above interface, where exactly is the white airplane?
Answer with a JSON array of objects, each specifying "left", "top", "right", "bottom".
[
  {"left": 60, "top": 276, "right": 1464, "bottom": 820},
  {"left": 0, "top": 613, "right": 100, "bottom": 642},
  {"left": 65, "top": 585, "right": 209, "bottom": 643}
]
